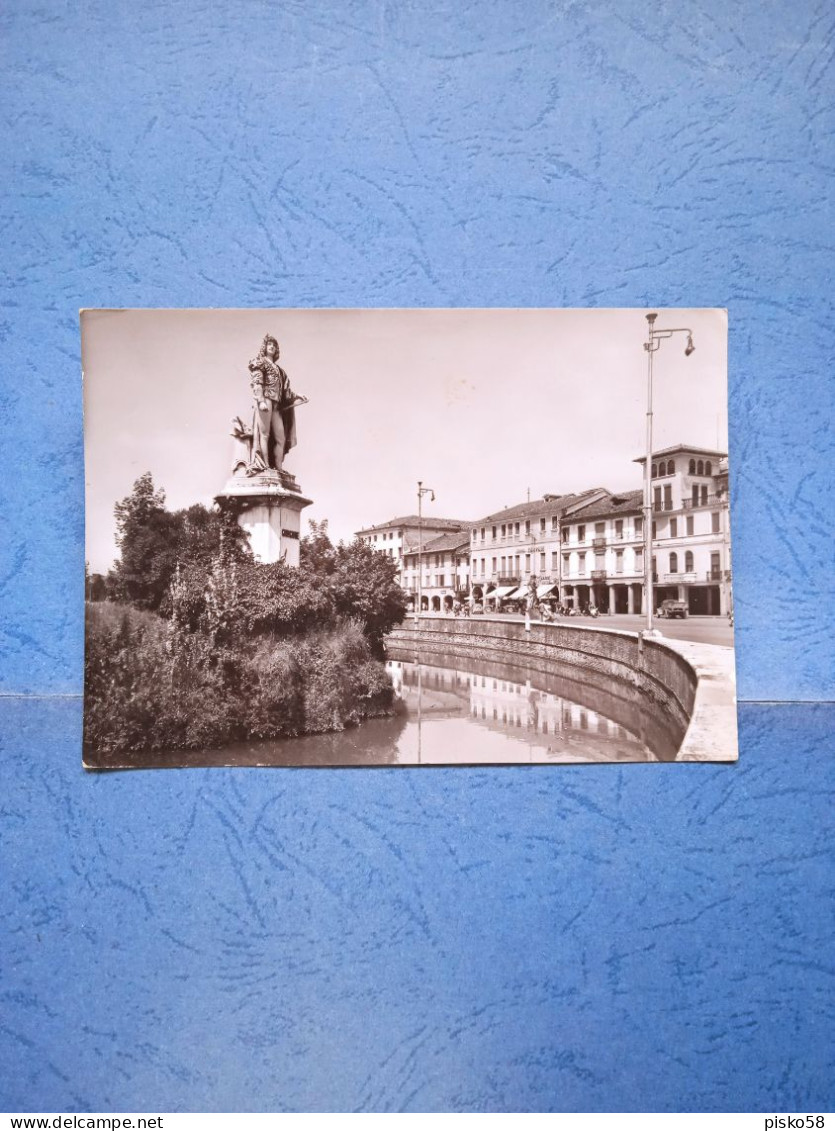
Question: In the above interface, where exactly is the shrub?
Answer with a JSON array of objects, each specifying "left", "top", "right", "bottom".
[{"left": 84, "top": 604, "right": 394, "bottom": 761}]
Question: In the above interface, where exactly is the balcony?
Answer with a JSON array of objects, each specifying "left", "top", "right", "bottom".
[
  {"left": 592, "top": 537, "right": 607, "bottom": 549},
  {"left": 652, "top": 502, "right": 674, "bottom": 513},
  {"left": 495, "top": 574, "right": 520, "bottom": 585},
  {"left": 591, "top": 569, "right": 607, "bottom": 581},
  {"left": 705, "top": 569, "right": 727, "bottom": 582},
  {"left": 683, "top": 495, "right": 720, "bottom": 510}
]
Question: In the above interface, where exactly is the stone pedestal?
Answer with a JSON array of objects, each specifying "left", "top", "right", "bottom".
[{"left": 215, "top": 469, "right": 312, "bottom": 566}]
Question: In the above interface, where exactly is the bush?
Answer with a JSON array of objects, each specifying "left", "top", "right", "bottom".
[
  {"left": 301, "top": 523, "right": 407, "bottom": 653},
  {"left": 83, "top": 603, "right": 394, "bottom": 761},
  {"left": 84, "top": 603, "right": 242, "bottom": 758},
  {"left": 279, "top": 619, "right": 394, "bottom": 734},
  {"left": 89, "top": 499, "right": 406, "bottom": 760},
  {"left": 108, "top": 487, "right": 405, "bottom": 652},
  {"left": 234, "top": 560, "right": 336, "bottom": 637}
]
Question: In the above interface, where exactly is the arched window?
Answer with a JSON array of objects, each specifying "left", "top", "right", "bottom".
[
  {"left": 697, "top": 460, "right": 704, "bottom": 475},
  {"left": 705, "top": 460, "right": 712, "bottom": 475},
  {"left": 651, "top": 462, "right": 657, "bottom": 478},
  {"left": 689, "top": 459, "right": 696, "bottom": 474},
  {"left": 684, "top": 550, "right": 694, "bottom": 572},
  {"left": 669, "top": 552, "right": 678, "bottom": 574},
  {"left": 667, "top": 459, "right": 675, "bottom": 474}
]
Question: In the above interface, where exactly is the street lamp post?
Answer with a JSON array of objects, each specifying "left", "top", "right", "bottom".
[
  {"left": 415, "top": 480, "right": 435, "bottom": 623},
  {"left": 643, "top": 313, "right": 695, "bottom": 636}
]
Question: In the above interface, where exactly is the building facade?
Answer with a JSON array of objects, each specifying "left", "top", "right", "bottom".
[
  {"left": 557, "top": 490, "right": 646, "bottom": 613},
  {"left": 634, "top": 444, "right": 731, "bottom": 616},
  {"left": 356, "top": 514, "right": 469, "bottom": 587},
  {"left": 357, "top": 443, "right": 732, "bottom": 617},
  {"left": 467, "top": 490, "right": 608, "bottom": 606},
  {"left": 541, "top": 445, "right": 731, "bottom": 615},
  {"left": 401, "top": 529, "right": 472, "bottom": 611}
]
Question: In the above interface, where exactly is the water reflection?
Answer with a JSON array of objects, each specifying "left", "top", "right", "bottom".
[
  {"left": 129, "top": 647, "right": 682, "bottom": 767},
  {"left": 387, "top": 655, "right": 672, "bottom": 763},
  {"left": 120, "top": 712, "right": 409, "bottom": 769}
]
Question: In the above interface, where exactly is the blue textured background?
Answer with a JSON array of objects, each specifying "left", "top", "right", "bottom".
[
  {"left": 1, "top": 0, "right": 833, "bottom": 1114},
  {"left": 2, "top": 701, "right": 833, "bottom": 1112}
]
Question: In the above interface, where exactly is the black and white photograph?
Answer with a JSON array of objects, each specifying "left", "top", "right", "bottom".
[{"left": 83, "top": 308, "right": 737, "bottom": 768}]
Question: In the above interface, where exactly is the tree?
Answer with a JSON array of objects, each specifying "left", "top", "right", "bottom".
[
  {"left": 177, "top": 504, "right": 249, "bottom": 569},
  {"left": 234, "top": 559, "right": 336, "bottom": 637},
  {"left": 300, "top": 518, "right": 338, "bottom": 575},
  {"left": 328, "top": 538, "right": 407, "bottom": 653},
  {"left": 114, "top": 472, "right": 166, "bottom": 543},
  {"left": 84, "top": 564, "right": 107, "bottom": 602},
  {"left": 302, "top": 522, "right": 407, "bottom": 652},
  {"left": 111, "top": 474, "right": 178, "bottom": 610},
  {"left": 110, "top": 474, "right": 250, "bottom": 614}
]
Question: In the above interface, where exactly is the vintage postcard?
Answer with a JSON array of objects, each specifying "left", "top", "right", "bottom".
[{"left": 82, "top": 308, "right": 737, "bottom": 768}]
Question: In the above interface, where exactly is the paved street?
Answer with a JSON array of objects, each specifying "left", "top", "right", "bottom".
[
  {"left": 561, "top": 613, "right": 735, "bottom": 647},
  {"left": 421, "top": 611, "right": 735, "bottom": 648}
]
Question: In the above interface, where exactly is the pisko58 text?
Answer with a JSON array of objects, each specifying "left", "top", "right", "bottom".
[{"left": 765, "top": 1118, "right": 825, "bottom": 1129}]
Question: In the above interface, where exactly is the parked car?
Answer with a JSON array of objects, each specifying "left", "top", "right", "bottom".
[
  {"left": 471, "top": 602, "right": 484, "bottom": 615},
  {"left": 658, "top": 598, "right": 688, "bottom": 619}
]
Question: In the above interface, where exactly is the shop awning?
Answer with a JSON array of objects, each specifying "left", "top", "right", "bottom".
[
  {"left": 537, "top": 584, "right": 557, "bottom": 599},
  {"left": 487, "top": 585, "right": 518, "bottom": 600}
]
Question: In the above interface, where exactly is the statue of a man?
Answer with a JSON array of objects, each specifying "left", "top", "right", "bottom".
[
  {"left": 246, "top": 334, "right": 308, "bottom": 475},
  {"left": 526, "top": 574, "right": 540, "bottom": 615}
]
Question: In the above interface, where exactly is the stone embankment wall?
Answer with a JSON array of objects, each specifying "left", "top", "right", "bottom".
[{"left": 386, "top": 617, "right": 737, "bottom": 762}]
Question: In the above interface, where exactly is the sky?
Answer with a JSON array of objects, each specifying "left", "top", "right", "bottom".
[{"left": 83, "top": 308, "right": 728, "bottom": 572}]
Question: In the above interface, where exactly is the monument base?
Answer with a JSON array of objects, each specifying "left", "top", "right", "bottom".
[{"left": 215, "top": 470, "right": 313, "bottom": 566}]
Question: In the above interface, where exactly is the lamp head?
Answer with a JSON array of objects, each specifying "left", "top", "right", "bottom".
[
  {"left": 430, "top": 490, "right": 435, "bottom": 502},
  {"left": 684, "top": 332, "right": 695, "bottom": 357}
]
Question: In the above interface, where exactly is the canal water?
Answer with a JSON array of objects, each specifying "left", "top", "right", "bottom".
[{"left": 132, "top": 648, "right": 682, "bottom": 767}]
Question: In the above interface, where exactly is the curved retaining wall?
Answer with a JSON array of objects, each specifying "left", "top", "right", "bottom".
[{"left": 386, "top": 617, "right": 737, "bottom": 762}]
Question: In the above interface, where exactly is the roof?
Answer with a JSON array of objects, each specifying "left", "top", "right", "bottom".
[
  {"left": 634, "top": 444, "right": 727, "bottom": 463},
  {"left": 355, "top": 515, "right": 469, "bottom": 535},
  {"left": 404, "top": 529, "right": 472, "bottom": 556},
  {"left": 470, "top": 489, "right": 605, "bottom": 526},
  {"left": 566, "top": 489, "right": 644, "bottom": 522}
]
